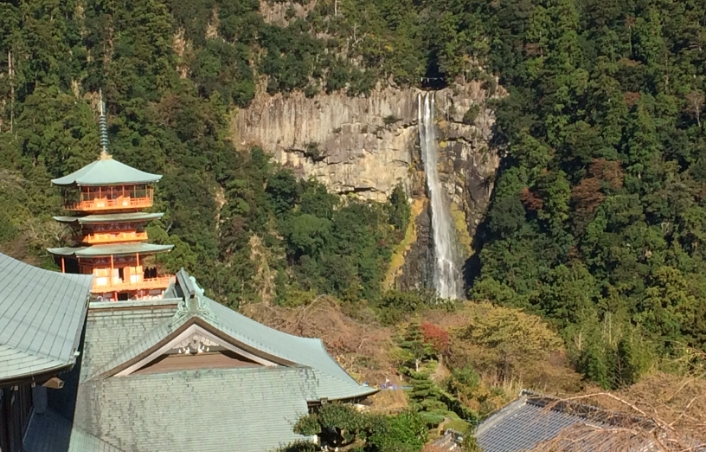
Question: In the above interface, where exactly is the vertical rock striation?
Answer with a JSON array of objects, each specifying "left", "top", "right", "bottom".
[{"left": 231, "top": 80, "right": 501, "bottom": 292}]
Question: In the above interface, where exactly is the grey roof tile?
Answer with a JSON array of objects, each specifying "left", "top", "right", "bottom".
[
  {"left": 24, "top": 409, "right": 122, "bottom": 452},
  {"left": 80, "top": 306, "right": 176, "bottom": 379},
  {"left": 207, "top": 298, "right": 377, "bottom": 400},
  {"left": 85, "top": 269, "right": 376, "bottom": 400},
  {"left": 73, "top": 367, "right": 317, "bottom": 452},
  {"left": 54, "top": 212, "right": 164, "bottom": 224},
  {"left": 0, "top": 253, "right": 93, "bottom": 382},
  {"left": 474, "top": 395, "right": 604, "bottom": 452},
  {"left": 37, "top": 269, "right": 375, "bottom": 452}
]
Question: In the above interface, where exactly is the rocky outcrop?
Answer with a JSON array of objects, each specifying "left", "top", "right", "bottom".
[
  {"left": 230, "top": 80, "right": 501, "bottom": 291},
  {"left": 232, "top": 87, "right": 420, "bottom": 202}
]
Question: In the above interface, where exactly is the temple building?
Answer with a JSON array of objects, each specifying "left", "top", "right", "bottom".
[
  {"left": 47, "top": 97, "right": 173, "bottom": 301},
  {"left": 25, "top": 268, "right": 377, "bottom": 452},
  {"left": 0, "top": 252, "right": 93, "bottom": 452},
  {"left": 47, "top": 152, "right": 173, "bottom": 301}
]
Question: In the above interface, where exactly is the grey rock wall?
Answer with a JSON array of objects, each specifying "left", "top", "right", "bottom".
[{"left": 231, "top": 80, "right": 501, "bottom": 292}]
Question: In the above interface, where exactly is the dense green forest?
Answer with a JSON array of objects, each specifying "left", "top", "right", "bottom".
[
  {"left": 0, "top": 0, "right": 415, "bottom": 309},
  {"left": 1, "top": 0, "right": 705, "bottom": 394},
  {"left": 470, "top": 0, "right": 706, "bottom": 388}
]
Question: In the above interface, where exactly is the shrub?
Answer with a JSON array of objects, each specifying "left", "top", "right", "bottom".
[
  {"left": 384, "top": 115, "right": 401, "bottom": 126},
  {"left": 462, "top": 104, "right": 480, "bottom": 125}
]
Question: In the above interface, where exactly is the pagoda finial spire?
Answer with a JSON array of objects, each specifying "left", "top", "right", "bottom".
[{"left": 98, "top": 89, "right": 111, "bottom": 160}]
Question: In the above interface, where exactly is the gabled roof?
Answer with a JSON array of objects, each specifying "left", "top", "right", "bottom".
[
  {"left": 36, "top": 268, "right": 376, "bottom": 452},
  {"left": 76, "top": 367, "right": 320, "bottom": 452},
  {"left": 47, "top": 243, "right": 173, "bottom": 258},
  {"left": 51, "top": 155, "right": 161, "bottom": 187},
  {"left": 90, "top": 269, "right": 377, "bottom": 400},
  {"left": 0, "top": 253, "right": 93, "bottom": 384},
  {"left": 53, "top": 212, "right": 164, "bottom": 224}
]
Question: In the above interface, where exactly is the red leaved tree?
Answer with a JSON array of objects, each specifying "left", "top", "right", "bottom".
[{"left": 420, "top": 323, "right": 450, "bottom": 359}]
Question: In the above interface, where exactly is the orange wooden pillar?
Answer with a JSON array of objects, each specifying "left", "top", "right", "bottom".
[{"left": 110, "top": 254, "right": 115, "bottom": 301}]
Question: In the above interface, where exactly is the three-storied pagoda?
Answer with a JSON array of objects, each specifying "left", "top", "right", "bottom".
[{"left": 47, "top": 95, "right": 173, "bottom": 301}]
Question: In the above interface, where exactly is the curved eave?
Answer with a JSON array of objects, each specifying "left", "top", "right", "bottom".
[
  {"left": 317, "top": 386, "right": 380, "bottom": 402},
  {"left": 0, "top": 360, "right": 74, "bottom": 388},
  {"left": 50, "top": 158, "right": 162, "bottom": 187},
  {"left": 48, "top": 244, "right": 174, "bottom": 258},
  {"left": 52, "top": 178, "right": 162, "bottom": 188},
  {"left": 53, "top": 212, "right": 164, "bottom": 224}
]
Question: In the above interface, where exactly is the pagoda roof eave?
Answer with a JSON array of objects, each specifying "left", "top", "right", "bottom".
[
  {"left": 48, "top": 243, "right": 174, "bottom": 258},
  {"left": 54, "top": 212, "right": 164, "bottom": 224},
  {"left": 51, "top": 158, "right": 162, "bottom": 187}
]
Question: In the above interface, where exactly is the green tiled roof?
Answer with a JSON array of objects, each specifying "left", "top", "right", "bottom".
[
  {"left": 0, "top": 252, "right": 93, "bottom": 383},
  {"left": 28, "top": 270, "right": 377, "bottom": 452},
  {"left": 24, "top": 410, "right": 122, "bottom": 452},
  {"left": 54, "top": 212, "right": 164, "bottom": 224},
  {"left": 35, "top": 268, "right": 376, "bottom": 452},
  {"left": 47, "top": 243, "right": 173, "bottom": 257},
  {"left": 74, "top": 367, "right": 318, "bottom": 452},
  {"left": 51, "top": 157, "right": 161, "bottom": 187},
  {"left": 79, "top": 301, "right": 178, "bottom": 379},
  {"left": 88, "top": 269, "right": 377, "bottom": 400},
  {"left": 207, "top": 298, "right": 377, "bottom": 400}
]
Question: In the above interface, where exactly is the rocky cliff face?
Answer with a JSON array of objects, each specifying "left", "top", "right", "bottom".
[
  {"left": 231, "top": 80, "right": 501, "bottom": 291},
  {"left": 233, "top": 87, "right": 419, "bottom": 201}
]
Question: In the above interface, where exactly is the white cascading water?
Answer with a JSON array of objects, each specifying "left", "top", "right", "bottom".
[{"left": 418, "top": 92, "right": 463, "bottom": 300}]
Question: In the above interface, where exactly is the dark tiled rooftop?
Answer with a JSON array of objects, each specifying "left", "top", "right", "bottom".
[{"left": 475, "top": 394, "right": 601, "bottom": 452}]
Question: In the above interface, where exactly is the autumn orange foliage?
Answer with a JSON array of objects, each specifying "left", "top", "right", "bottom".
[{"left": 421, "top": 322, "right": 450, "bottom": 354}]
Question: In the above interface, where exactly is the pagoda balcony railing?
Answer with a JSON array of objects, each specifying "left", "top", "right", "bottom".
[
  {"left": 92, "top": 275, "right": 173, "bottom": 293},
  {"left": 82, "top": 230, "right": 149, "bottom": 245},
  {"left": 64, "top": 196, "right": 153, "bottom": 212}
]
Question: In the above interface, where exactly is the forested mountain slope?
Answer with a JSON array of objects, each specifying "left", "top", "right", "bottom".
[
  {"left": 471, "top": 0, "right": 706, "bottom": 388},
  {"left": 0, "top": 0, "right": 705, "bottom": 391}
]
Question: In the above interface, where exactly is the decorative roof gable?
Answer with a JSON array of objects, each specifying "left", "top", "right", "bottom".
[
  {"left": 170, "top": 269, "right": 217, "bottom": 325},
  {"left": 88, "top": 268, "right": 376, "bottom": 401},
  {"left": 33, "top": 267, "right": 376, "bottom": 452}
]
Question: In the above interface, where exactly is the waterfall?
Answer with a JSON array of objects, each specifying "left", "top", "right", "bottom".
[{"left": 418, "top": 92, "right": 463, "bottom": 300}]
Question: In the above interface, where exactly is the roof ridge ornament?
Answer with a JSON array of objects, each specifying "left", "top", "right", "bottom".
[
  {"left": 98, "top": 89, "right": 112, "bottom": 160},
  {"left": 172, "top": 270, "right": 217, "bottom": 326}
]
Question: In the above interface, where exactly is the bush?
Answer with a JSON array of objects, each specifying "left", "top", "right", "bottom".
[
  {"left": 462, "top": 104, "right": 480, "bottom": 125},
  {"left": 420, "top": 323, "right": 450, "bottom": 355},
  {"left": 280, "top": 404, "right": 426, "bottom": 452},
  {"left": 377, "top": 290, "right": 434, "bottom": 325},
  {"left": 387, "top": 183, "right": 410, "bottom": 231},
  {"left": 304, "top": 142, "right": 324, "bottom": 161},
  {"left": 384, "top": 115, "right": 401, "bottom": 126}
]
